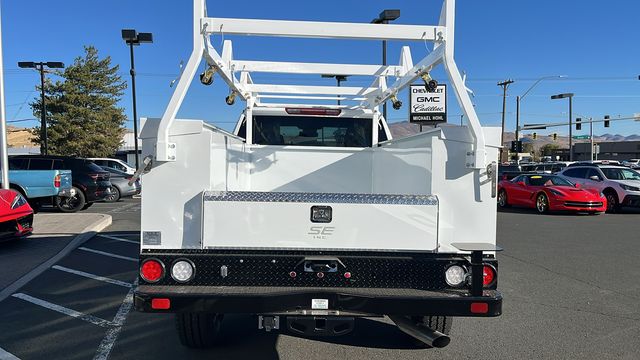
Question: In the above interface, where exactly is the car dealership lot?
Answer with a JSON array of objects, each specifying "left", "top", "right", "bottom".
[{"left": 0, "top": 199, "right": 638, "bottom": 359}]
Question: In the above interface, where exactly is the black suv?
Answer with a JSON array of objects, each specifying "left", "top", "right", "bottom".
[{"left": 9, "top": 155, "right": 111, "bottom": 212}]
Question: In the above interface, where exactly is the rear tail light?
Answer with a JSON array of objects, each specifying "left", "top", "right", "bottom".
[
  {"left": 483, "top": 265, "right": 496, "bottom": 287},
  {"left": 54, "top": 174, "right": 61, "bottom": 188},
  {"left": 285, "top": 108, "right": 341, "bottom": 116},
  {"left": 140, "top": 259, "right": 165, "bottom": 283}
]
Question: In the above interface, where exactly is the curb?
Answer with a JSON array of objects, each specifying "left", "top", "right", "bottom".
[{"left": 0, "top": 214, "right": 113, "bottom": 302}]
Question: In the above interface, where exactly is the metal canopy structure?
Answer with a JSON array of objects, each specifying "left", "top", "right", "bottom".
[{"left": 155, "top": 0, "right": 486, "bottom": 169}]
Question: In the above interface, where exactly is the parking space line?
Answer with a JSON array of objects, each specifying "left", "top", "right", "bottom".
[
  {"left": 0, "top": 347, "right": 20, "bottom": 360},
  {"left": 78, "top": 247, "right": 138, "bottom": 262},
  {"left": 107, "top": 203, "right": 139, "bottom": 214},
  {"left": 97, "top": 234, "right": 140, "bottom": 245},
  {"left": 11, "top": 293, "right": 115, "bottom": 328},
  {"left": 93, "top": 279, "right": 138, "bottom": 360},
  {"left": 51, "top": 266, "right": 133, "bottom": 288}
]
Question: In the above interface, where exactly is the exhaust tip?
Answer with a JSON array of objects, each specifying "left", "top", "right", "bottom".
[{"left": 431, "top": 335, "right": 451, "bottom": 348}]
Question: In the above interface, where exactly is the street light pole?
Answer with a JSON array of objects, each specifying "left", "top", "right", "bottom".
[
  {"left": 0, "top": 4, "right": 8, "bottom": 189},
  {"left": 371, "top": 9, "right": 400, "bottom": 121},
  {"left": 128, "top": 42, "right": 139, "bottom": 169},
  {"left": 18, "top": 61, "right": 65, "bottom": 155},
  {"left": 38, "top": 65, "right": 47, "bottom": 155},
  {"left": 122, "top": 29, "right": 153, "bottom": 170},
  {"left": 551, "top": 93, "right": 575, "bottom": 161},
  {"left": 321, "top": 74, "right": 348, "bottom": 105},
  {"left": 515, "top": 75, "right": 565, "bottom": 142}
]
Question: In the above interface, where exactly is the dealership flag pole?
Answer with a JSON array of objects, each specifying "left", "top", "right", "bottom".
[{"left": 0, "top": 3, "right": 9, "bottom": 190}]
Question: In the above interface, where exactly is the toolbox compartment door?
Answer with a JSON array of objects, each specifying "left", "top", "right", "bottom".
[{"left": 202, "top": 191, "right": 438, "bottom": 251}]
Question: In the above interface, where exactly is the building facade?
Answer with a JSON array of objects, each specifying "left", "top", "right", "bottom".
[{"left": 573, "top": 141, "right": 640, "bottom": 161}]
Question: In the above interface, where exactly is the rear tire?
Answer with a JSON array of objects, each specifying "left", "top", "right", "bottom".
[
  {"left": 104, "top": 186, "right": 120, "bottom": 203},
  {"left": 175, "top": 312, "right": 224, "bottom": 348},
  {"left": 54, "top": 186, "right": 86, "bottom": 213},
  {"left": 410, "top": 316, "right": 453, "bottom": 348}
]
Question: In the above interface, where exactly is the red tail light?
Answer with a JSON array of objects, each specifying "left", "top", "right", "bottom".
[
  {"left": 54, "top": 174, "right": 61, "bottom": 188},
  {"left": 285, "top": 108, "right": 341, "bottom": 116},
  {"left": 483, "top": 265, "right": 496, "bottom": 286},
  {"left": 140, "top": 259, "right": 165, "bottom": 283}
]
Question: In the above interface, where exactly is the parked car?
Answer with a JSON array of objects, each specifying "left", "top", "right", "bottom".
[
  {"left": 5, "top": 158, "right": 72, "bottom": 211},
  {"left": 521, "top": 162, "right": 568, "bottom": 174},
  {"left": 89, "top": 158, "right": 136, "bottom": 175},
  {"left": 498, "top": 174, "right": 606, "bottom": 214},
  {"left": 100, "top": 167, "right": 141, "bottom": 202},
  {"left": 0, "top": 189, "right": 33, "bottom": 242},
  {"left": 559, "top": 164, "right": 640, "bottom": 212},
  {"left": 622, "top": 159, "right": 640, "bottom": 169},
  {"left": 9, "top": 155, "right": 112, "bottom": 213},
  {"left": 568, "top": 160, "right": 621, "bottom": 167},
  {"left": 498, "top": 163, "right": 524, "bottom": 180}
]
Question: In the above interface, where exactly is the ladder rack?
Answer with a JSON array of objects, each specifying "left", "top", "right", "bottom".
[{"left": 155, "top": 0, "right": 487, "bottom": 169}]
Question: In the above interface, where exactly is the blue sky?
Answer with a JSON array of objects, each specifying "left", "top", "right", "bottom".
[{"left": 2, "top": 0, "right": 639, "bottom": 137}]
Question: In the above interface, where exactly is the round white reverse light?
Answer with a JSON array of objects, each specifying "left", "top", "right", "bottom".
[
  {"left": 171, "top": 260, "right": 194, "bottom": 282},
  {"left": 445, "top": 265, "right": 466, "bottom": 286}
]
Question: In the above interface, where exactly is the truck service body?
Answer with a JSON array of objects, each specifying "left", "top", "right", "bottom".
[{"left": 134, "top": 0, "right": 502, "bottom": 348}]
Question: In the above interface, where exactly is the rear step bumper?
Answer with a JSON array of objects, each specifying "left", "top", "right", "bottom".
[{"left": 134, "top": 286, "right": 502, "bottom": 317}]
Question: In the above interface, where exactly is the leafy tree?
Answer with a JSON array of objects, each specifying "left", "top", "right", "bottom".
[
  {"left": 30, "top": 46, "right": 127, "bottom": 157},
  {"left": 539, "top": 143, "right": 561, "bottom": 157},
  {"left": 522, "top": 142, "right": 534, "bottom": 154}
]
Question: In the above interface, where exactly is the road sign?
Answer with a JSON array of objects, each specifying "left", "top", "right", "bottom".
[
  {"left": 409, "top": 84, "right": 447, "bottom": 124},
  {"left": 572, "top": 135, "right": 590, "bottom": 139}
]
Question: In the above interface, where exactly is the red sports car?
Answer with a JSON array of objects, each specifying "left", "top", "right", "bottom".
[
  {"left": 498, "top": 174, "right": 606, "bottom": 214},
  {"left": 0, "top": 189, "right": 34, "bottom": 242}
]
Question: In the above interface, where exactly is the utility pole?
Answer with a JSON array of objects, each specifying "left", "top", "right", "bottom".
[
  {"left": 590, "top": 117, "right": 594, "bottom": 161},
  {"left": 497, "top": 79, "right": 514, "bottom": 162}
]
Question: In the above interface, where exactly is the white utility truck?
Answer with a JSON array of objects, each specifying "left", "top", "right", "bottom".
[{"left": 134, "top": 0, "right": 502, "bottom": 348}]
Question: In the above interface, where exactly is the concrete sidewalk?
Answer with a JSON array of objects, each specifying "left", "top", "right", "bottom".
[
  {"left": 31, "top": 213, "right": 112, "bottom": 237},
  {"left": 0, "top": 212, "right": 112, "bottom": 301}
]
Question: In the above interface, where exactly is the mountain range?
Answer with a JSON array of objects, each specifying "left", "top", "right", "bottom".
[{"left": 388, "top": 122, "right": 640, "bottom": 151}]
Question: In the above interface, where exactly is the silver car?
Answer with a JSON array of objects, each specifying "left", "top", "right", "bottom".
[{"left": 101, "top": 167, "right": 141, "bottom": 202}]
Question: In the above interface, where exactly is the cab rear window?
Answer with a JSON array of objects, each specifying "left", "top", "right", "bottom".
[{"left": 253, "top": 116, "right": 372, "bottom": 147}]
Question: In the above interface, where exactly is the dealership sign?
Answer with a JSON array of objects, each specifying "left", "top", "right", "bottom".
[{"left": 409, "top": 84, "right": 447, "bottom": 124}]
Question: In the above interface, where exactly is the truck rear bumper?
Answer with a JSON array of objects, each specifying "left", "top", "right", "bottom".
[{"left": 134, "top": 285, "right": 502, "bottom": 317}]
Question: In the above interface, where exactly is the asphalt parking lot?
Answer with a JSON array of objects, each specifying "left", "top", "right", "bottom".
[{"left": 0, "top": 199, "right": 638, "bottom": 359}]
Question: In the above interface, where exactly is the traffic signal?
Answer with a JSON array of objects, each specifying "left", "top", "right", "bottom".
[
  {"left": 510, "top": 140, "right": 523, "bottom": 152},
  {"left": 553, "top": 133, "right": 557, "bottom": 141},
  {"left": 604, "top": 115, "right": 610, "bottom": 128},
  {"left": 533, "top": 132, "right": 537, "bottom": 140},
  {"left": 576, "top": 117, "right": 581, "bottom": 130}
]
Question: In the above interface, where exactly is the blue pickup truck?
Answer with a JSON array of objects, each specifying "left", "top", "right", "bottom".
[{"left": 4, "top": 158, "right": 72, "bottom": 210}]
